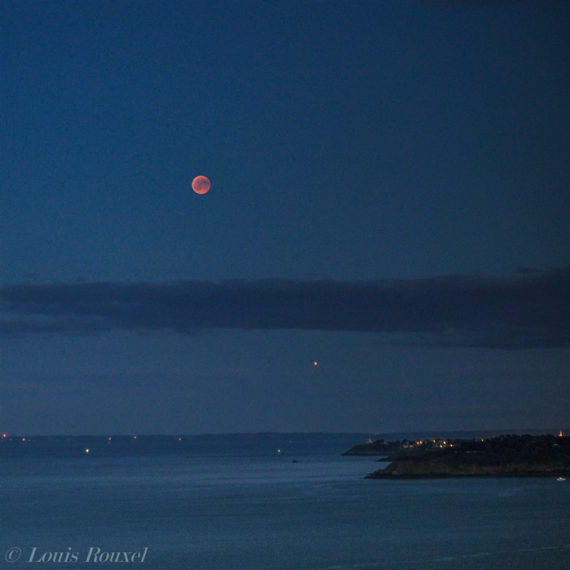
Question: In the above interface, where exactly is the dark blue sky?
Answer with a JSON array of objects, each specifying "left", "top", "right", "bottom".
[{"left": 1, "top": 0, "right": 569, "bottom": 435}]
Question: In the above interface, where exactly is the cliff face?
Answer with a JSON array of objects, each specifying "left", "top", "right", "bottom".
[{"left": 364, "top": 434, "right": 570, "bottom": 479}]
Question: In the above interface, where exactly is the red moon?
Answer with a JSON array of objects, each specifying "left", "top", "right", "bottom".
[{"left": 192, "top": 175, "right": 211, "bottom": 195}]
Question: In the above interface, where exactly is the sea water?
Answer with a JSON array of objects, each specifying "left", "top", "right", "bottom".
[{"left": 1, "top": 434, "right": 569, "bottom": 569}]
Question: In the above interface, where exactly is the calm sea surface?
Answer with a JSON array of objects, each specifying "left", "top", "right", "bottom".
[{"left": 1, "top": 434, "right": 569, "bottom": 569}]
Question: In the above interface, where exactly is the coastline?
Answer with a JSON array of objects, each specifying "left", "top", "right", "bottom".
[{"left": 345, "top": 433, "right": 570, "bottom": 480}]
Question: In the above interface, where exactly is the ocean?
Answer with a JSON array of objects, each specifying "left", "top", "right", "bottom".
[{"left": 1, "top": 433, "right": 569, "bottom": 569}]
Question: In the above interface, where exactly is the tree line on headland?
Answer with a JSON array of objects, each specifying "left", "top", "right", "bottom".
[{"left": 344, "top": 433, "right": 570, "bottom": 479}]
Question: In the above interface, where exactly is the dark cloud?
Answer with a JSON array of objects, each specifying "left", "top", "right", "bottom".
[
  {"left": 421, "top": 0, "right": 523, "bottom": 6},
  {"left": 515, "top": 266, "right": 547, "bottom": 274},
  {"left": 1, "top": 268, "right": 568, "bottom": 349}
]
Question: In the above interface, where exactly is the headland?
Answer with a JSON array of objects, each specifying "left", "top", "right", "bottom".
[{"left": 344, "top": 433, "right": 570, "bottom": 479}]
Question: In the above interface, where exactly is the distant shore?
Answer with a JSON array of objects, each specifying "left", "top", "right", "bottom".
[{"left": 344, "top": 434, "right": 570, "bottom": 479}]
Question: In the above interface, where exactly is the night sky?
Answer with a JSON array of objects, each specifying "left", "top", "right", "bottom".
[{"left": 2, "top": 0, "right": 569, "bottom": 435}]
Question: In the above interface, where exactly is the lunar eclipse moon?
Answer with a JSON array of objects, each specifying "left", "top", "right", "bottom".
[{"left": 192, "top": 175, "right": 211, "bottom": 195}]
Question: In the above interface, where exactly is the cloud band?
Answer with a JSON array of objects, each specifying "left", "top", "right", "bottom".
[{"left": 1, "top": 268, "right": 568, "bottom": 349}]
